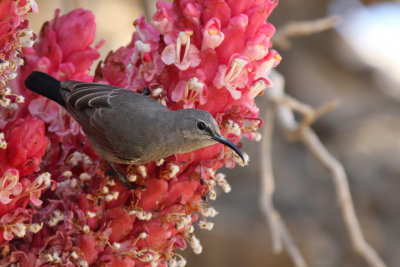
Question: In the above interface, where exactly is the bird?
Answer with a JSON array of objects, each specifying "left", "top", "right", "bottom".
[{"left": 24, "top": 71, "right": 244, "bottom": 188}]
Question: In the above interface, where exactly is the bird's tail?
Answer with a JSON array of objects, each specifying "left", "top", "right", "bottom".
[{"left": 24, "top": 71, "right": 66, "bottom": 106}]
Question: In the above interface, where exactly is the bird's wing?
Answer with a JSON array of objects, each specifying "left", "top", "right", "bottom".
[{"left": 60, "top": 81, "right": 124, "bottom": 110}]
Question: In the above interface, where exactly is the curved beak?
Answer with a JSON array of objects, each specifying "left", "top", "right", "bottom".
[{"left": 212, "top": 134, "right": 244, "bottom": 162}]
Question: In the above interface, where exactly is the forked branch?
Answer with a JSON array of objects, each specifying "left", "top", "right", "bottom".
[{"left": 259, "top": 70, "right": 386, "bottom": 267}]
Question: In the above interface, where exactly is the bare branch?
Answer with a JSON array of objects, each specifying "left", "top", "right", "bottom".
[
  {"left": 273, "top": 16, "right": 340, "bottom": 49},
  {"left": 259, "top": 70, "right": 386, "bottom": 267},
  {"left": 278, "top": 216, "right": 308, "bottom": 267},
  {"left": 259, "top": 71, "right": 308, "bottom": 267},
  {"left": 259, "top": 102, "right": 283, "bottom": 253},
  {"left": 300, "top": 128, "right": 386, "bottom": 267}
]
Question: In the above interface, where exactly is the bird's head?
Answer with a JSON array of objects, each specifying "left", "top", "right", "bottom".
[{"left": 173, "top": 109, "right": 244, "bottom": 162}]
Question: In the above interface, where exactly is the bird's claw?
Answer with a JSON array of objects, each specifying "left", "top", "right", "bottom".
[{"left": 105, "top": 160, "right": 136, "bottom": 190}]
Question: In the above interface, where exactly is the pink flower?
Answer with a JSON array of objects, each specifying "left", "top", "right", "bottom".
[
  {"left": 22, "top": 8, "right": 101, "bottom": 82},
  {"left": 0, "top": 116, "right": 49, "bottom": 176},
  {"left": 152, "top": 1, "right": 176, "bottom": 35},
  {"left": 0, "top": 169, "right": 22, "bottom": 205},
  {"left": 201, "top": 18, "right": 225, "bottom": 50},
  {"left": 161, "top": 30, "right": 201, "bottom": 70},
  {"left": 0, "top": 0, "right": 36, "bottom": 109},
  {"left": 171, "top": 76, "right": 208, "bottom": 108},
  {"left": 213, "top": 54, "right": 249, "bottom": 99}
]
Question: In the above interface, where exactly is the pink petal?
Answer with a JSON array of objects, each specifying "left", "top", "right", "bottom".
[
  {"left": 213, "top": 64, "right": 228, "bottom": 89},
  {"left": 187, "top": 44, "right": 201, "bottom": 68},
  {"left": 10, "top": 182, "right": 22, "bottom": 196},
  {"left": 30, "top": 194, "right": 43, "bottom": 206},
  {"left": 171, "top": 80, "right": 187, "bottom": 102},
  {"left": 227, "top": 87, "right": 242, "bottom": 100},
  {"left": 0, "top": 194, "right": 12, "bottom": 204},
  {"left": 161, "top": 43, "right": 177, "bottom": 65},
  {"left": 202, "top": 18, "right": 225, "bottom": 50},
  {"left": 3, "top": 229, "right": 13, "bottom": 241}
]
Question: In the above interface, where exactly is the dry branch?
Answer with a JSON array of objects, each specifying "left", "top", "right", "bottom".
[
  {"left": 273, "top": 16, "right": 340, "bottom": 49},
  {"left": 259, "top": 71, "right": 308, "bottom": 267},
  {"left": 259, "top": 70, "right": 386, "bottom": 267}
]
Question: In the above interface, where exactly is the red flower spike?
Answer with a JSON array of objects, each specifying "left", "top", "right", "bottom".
[{"left": 0, "top": 0, "right": 280, "bottom": 265}]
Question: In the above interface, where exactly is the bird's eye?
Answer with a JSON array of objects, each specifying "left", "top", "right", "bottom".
[{"left": 197, "top": 121, "right": 206, "bottom": 130}]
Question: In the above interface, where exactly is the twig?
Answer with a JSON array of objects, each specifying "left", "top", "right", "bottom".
[
  {"left": 273, "top": 16, "right": 340, "bottom": 49},
  {"left": 278, "top": 216, "right": 308, "bottom": 267},
  {"left": 259, "top": 72, "right": 308, "bottom": 267},
  {"left": 300, "top": 128, "right": 386, "bottom": 267},
  {"left": 268, "top": 93, "right": 339, "bottom": 141},
  {"left": 259, "top": 101, "right": 282, "bottom": 252},
  {"left": 261, "top": 70, "right": 386, "bottom": 267}
]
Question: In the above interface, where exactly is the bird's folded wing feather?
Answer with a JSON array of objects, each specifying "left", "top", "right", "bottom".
[{"left": 61, "top": 82, "right": 124, "bottom": 109}]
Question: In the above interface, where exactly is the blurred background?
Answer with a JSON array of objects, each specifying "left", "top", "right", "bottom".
[{"left": 28, "top": 0, "right": 400, "bottom": 266}]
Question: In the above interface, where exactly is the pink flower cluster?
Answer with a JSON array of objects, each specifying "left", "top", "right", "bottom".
[
  {"left": 0, "top": 0, "right": 280, "bottom": 266},
  {"left": 0, "top": 0, "right": 37, "bottom": 108}
]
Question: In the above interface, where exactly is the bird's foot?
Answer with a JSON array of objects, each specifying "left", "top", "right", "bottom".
[{"left": 105, "top": 160, "right": 136, "bottom": 190}]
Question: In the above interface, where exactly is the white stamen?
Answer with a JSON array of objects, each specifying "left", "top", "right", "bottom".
[
  {"left": 156, "top": 158, "right": 165, "bottom": 166},
  {"left": 139, "top": 232, "right": 148, "bottom": 239},
  {"left": 134, "top": 40, "right": 151, "bottom": 53},
  {"left": 52, "top": 252, "right": 61, "bottom": 263},
  {"left": 128, "top": 174, "right": 137, "bottom": 182},
  {"left": 48, "top": 210, "right": 64, "bottom": 227},
  {"left": 176, "top": 31, "right": 192, "bottom": 65},
  {"left": 82, "top": 225, "right": 90, "bottom": 234},
  {"left": 186, "top": 225, "right": 194, "bottom": 234},
  {"left": 70, "top": 251, "right": 79, "bottom": 259},
  {"left": 77, "top": 259, "right": 88, "bottom": 267},
  {"left": 70, "top": 178, "right": 78, "bottom": 188},
  {"left": 176, "top": 222, "right": 185, "bottom": 230},
  {"left": 0, "top": 133, "right": 7, "bottom": 149},
  {"left": 29, "top": 223, "right": 43, "bottom": 233},
  {"left": 252, "top": 132, "right": 262, "bottom": 141},
  {"left": 152, "top": 88, "right": 164, "bottom": 98},
  {"left": 190, "top": 235, "right": 203, "bottom": 254},
  {"left": 182, "top": 215, "right": 192, "bottom": 225},
  {"left": 79, "top": 172, "right": 91, "bottom": 181},
  {"left": 226, "top": 120, "right": 241, "bottom": 136},
  {"left": 137, "top": 165, "right": 147, "bottom": 177},
  {"left": 87, "top": 211, "right": 96, "bottom": 218},
  {"left": 250, "top": 80, "right": 267, "bottom": 98},
  {"left": 11, "top": 223, "right": 26, "bottom": 238},
  {"left": 185, "top": 77, "right": 205, "bottom": 100},
  {"left": 216, "top": 173, "right": 231, "bottom": 193},
  {"left": 198, "top": 220, "right": 214, "bottom": 230},
  {"left": 63, "top": 171, "right": 73, "bottom": 178},
  {"left": 225, "top": 58, "right": 247, "bottom": 84},
  {"left": 237, "top": 152, "right": 249, "bottom": 167},
  {"left": 0, "top": 98, "right": 11, "bottom": 107},
  {"left": 169, "top": 165, "right": 180, "bottom": 177},
  {"left": 104, "top": 194, "right": 114, "bottom": 202},
  {"left": 17, "top": 29, "right": 35, "bottom": 47},
  {"left": 44, "top": 254, "right": 54, "bottom": 262},
  {"left": 15, "top": 95, "right": 24, "bottom": 103},
  {"left": 208, "top": 189, "right": 217, "bottom": 200},
  {"left": 102, "top": 186, "right": 109, "bottom": 194}
]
